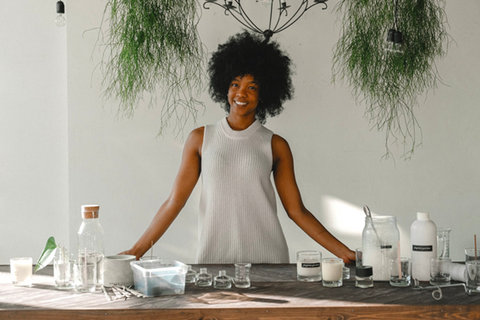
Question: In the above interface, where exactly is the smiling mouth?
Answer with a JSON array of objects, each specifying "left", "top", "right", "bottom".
[{"left": 235, "top": 100, "right": 247, "bottom": 106}]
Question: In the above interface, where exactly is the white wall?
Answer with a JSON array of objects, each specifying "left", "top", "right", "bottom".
[
  {"left": 0, "top": 1, "right": 68, "bottom": 263},
  {"left": 1, "top": 0, "right": 479, "bottom": 265}
]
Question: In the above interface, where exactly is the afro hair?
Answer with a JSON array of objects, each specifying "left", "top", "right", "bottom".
[{"left": 208, "top": 31, "right": 294, "bottom": 124}]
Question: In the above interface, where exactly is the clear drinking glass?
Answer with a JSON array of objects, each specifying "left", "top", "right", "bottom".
[
  {"left": 234, "top": 263, "right": 252, "bottom": 288},
  {"left": 10, "top": 257, "right": 33, "bottom": 287},
  {"left": 430, "top": 258, "right": 451, "bottom": 285},
  {"left": 465, "top": 248, "right": 480, "bottom": 262},
  {"left": 74, "top": 261, "right": 96, "bottom": 292},
  {"left": 54, "top": 247, "right": 74, "bottom": 290},
  {"left": 321, "top": 258, "right": 344, "bottom": 287},
  {"left": 296, "top": 251, "right": 321, "bottom": 282},
  {"left": 466, "top": 260, "right": 480, "bottom": 295},
  {"left": 389, "top": 257, "right": 411, "bottom": 287}
]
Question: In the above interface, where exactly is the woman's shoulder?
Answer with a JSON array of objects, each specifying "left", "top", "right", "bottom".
[
  {"left": 272, "top": 133, "right": 292, "bottom": 159},
  {"left": 183, "top": 126, "right": 205, "bottom": 155},
  {"left": 272, "top": 133, "right": 289, "bottom": 147}
]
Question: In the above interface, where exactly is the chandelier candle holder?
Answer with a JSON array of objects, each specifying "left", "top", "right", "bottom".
[{"left": 203, "top": 0, "right": 328, "bottom": 41}]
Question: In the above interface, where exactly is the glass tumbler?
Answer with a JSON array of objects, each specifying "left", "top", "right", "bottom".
[
  {"left": 389, "top": 257, "right": 411, "bottom": 287},
  {"left": 54, "top": 247, "right": 74, "bottom": 290},
  {"left": 234, "top": 263, "right": 252, "bottom": 288},
  {"left": 466, "top": 260, "right": 480, "bottom": 295},
  {"left": 430, "top": 258, "right": 451, "bottom": 285}
]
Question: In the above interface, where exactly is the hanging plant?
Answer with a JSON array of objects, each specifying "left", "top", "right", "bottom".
[
  {"left": 97, "top": 0, "right": 207, "bottom": 136},
  {"left": 332, "top": 0, "right": 449, "bottom": 158}
]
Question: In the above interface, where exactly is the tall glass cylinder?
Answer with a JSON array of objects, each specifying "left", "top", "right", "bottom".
[
  {"left": 362, "top": 216, "right": 400, "bottom": 281},
  {"left": 77, "top": 204, "right": 104, "bottom": 291},
  {"left": 437, "top": 227, "right": 451, "bottom": 259}
]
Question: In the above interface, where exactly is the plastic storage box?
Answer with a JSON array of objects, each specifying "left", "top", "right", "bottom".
[{"left": 130, "top": 259, "right": 188, "bottom": 297}]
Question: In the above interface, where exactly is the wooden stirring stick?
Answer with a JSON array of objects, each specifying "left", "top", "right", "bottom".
[{"left": 475, "top": 235, "right": 477, "bottom": 260}]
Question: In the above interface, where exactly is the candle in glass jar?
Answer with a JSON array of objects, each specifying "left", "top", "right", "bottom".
[
  {"left": 10, "top": 257, "right": 33, "bottom": 286},
  {"left": 296, "top": 251, "right": 322, "bottom": 281},
  {"left": 322, "top": 258, "right": 344, "bottom": 281}
]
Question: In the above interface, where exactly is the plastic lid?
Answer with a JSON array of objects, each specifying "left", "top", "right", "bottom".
[
  {"left": 81, "top": 204, "right": 99, "bottom": 219},
  {"left": 417, "top": 212, "right": 430, "bottom": 220},
  {"left": 356, "top": 265, "right": 373, "bottom": 277}
]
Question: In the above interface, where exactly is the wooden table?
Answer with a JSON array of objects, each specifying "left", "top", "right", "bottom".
[{"left": 1, "top": 264, "right": 479, "bottom": 319}]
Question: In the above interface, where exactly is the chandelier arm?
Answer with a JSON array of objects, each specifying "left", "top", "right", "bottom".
[
  {"left": 233, "top": 0, "right": 264, "bottom": 33},
  {"left": 203, "top": 1, "right": 227, "bottom": 11},
  {"left": 268, "top": 0, "right": 277, "bottom": 31},
  {"left": 203, "top": 0, "right": 328, "bottom": 38},
  {"left": 274, "top": 1, "right": 309, "bottom": 34},
  {"left": 305, "top": 0, "right": 328, "bottom": 11},
  {"left": 272, "top": 0, "right": 285, "bottom": 31}
]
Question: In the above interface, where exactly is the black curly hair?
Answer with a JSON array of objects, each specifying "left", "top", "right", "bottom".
[{"left": 208, "top": 31, "right": 294, "bottom": 124}]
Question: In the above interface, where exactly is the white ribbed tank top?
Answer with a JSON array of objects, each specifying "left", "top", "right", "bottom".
[{"left": 196, "top": 118, "right": 289, "bottom": 264}]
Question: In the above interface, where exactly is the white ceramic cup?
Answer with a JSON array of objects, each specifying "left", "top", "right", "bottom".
[{"left": 103, "top": 255, "right": 136, "bottom": 287}]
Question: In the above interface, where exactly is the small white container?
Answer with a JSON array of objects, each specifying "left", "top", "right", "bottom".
[{"left": 130, "top": 259, "right": 188, "bottom": 297}]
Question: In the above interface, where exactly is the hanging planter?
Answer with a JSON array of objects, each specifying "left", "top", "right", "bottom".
[
  {"left": 98, "top": 0, "right": 207, "bottom": 136},
  {"left": 332, "top": 0, "right": 449, "bottom": 158}
]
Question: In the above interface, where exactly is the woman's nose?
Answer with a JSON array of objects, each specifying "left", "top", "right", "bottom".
[{"left": 236, "top": 87, "right": 246, "bottom": 96}]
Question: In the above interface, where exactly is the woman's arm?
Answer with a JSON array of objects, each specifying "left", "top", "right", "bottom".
[
  {"left": 119, "top": 127, "right": 204, "bottom": 259},
  {"left": 272, "top": 134, "right": 355, "bottom": 264}
]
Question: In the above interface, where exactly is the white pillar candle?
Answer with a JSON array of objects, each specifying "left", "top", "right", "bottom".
[
  {"left": 10, "top": 257, "right": 33, "bottom": 286},
  {"left": 322, "top": 258, "right": 344, "bottom": 281}
]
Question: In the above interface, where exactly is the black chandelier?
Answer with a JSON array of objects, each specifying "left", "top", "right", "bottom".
[{"left": 203, "top": 0, "right": 328, "bottom": 41}]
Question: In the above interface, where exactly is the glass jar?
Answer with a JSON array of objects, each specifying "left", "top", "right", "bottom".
[{"left": 362, "top": 215, "right": 400, "bottom": 281}]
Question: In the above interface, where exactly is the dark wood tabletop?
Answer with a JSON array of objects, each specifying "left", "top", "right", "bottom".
[{"left": 1, "top": 264, "right": 479, "bottom": 319}]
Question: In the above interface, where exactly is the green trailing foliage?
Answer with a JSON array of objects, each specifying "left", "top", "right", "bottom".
[
  {"left": 98, "top": 0, "right": 207, "bottom": 137},
  {"left": 332, "top": 0, "right": 449, "bottom": 159}
]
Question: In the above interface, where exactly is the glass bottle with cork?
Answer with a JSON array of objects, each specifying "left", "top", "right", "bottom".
[{"left": 76, "top": 204, "right": 104, "bottom": 291}]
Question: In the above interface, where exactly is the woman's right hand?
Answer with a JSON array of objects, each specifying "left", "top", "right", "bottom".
[{"left": 118, "top": 249, "right": 141, "bottom": 260}]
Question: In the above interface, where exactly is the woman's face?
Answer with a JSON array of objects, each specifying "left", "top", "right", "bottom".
[{"left": 227, "top": 74, "right": 260, "bottom": 118}]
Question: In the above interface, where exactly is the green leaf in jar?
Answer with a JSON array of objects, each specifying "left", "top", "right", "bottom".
[{"left": 34, "top": 236, "right": 58, "bottom": 273}]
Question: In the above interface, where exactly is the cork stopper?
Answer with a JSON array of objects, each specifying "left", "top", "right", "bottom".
[{"left": 81, "top": 204, "right": 100, "bottom": 219}]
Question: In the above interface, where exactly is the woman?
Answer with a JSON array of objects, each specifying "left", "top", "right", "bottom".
[{"left": 121, "top": 32, "right": 355, "bottom": 264}]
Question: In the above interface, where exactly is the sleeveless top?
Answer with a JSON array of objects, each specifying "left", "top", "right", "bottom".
[{"left": 196, "top": 118, "right": 289, "bottom": 264}]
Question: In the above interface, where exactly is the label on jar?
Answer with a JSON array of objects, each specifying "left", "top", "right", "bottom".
[
  {"left": 412, "top": 245, "right": 433, "bottom": 252},
  {"left": 301, "top": 262, "right": 320, "bottom": 268}
]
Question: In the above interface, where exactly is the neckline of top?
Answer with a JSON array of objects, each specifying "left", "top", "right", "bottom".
[{"left": 219, "top": 117, "right": 262, "bottom": 139}]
